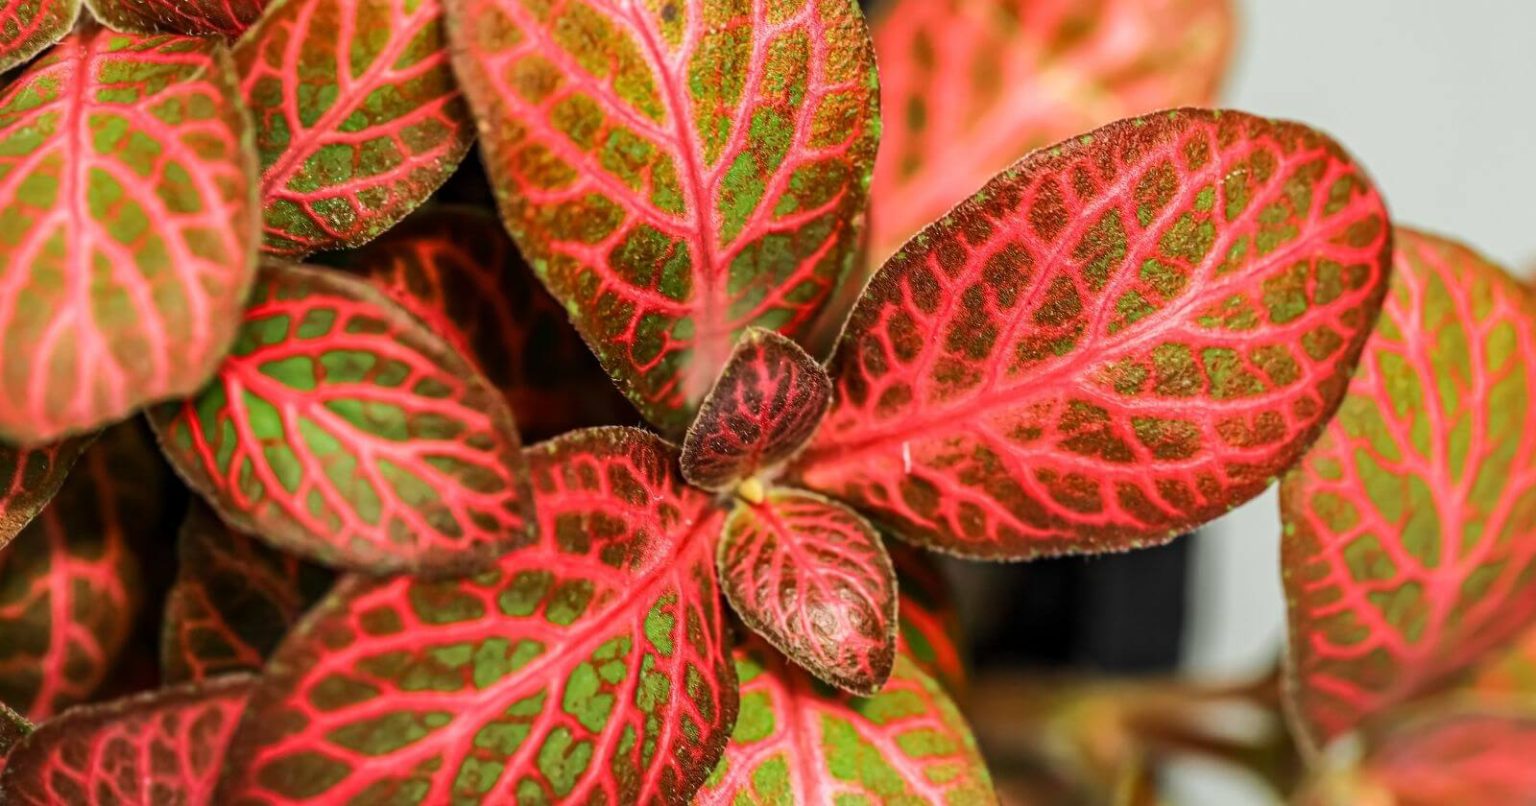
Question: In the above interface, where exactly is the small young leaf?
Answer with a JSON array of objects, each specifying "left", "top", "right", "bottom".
[
  {"left": 1282, "top": 229, "right": 1536, "bottom": 746},
  {"left": 84, "top": 0, "right": 266, "bottom": 37},
  {"left": 162, "top": 500, "right": 332, "bottom": 685},
  {"left": 0, "top": 0, "right": 79, "bottom": 73},
  {"left": 890, "top": 542, "right": 967, "bottom": 695},
  {"left": 794, "top": 109, "right": 1392, "bottom": 560},
  {"left": 0, "top": 701, "right": 30, "bottom": 777},
  {"left": 0, "top": 26, "right": 259, "bottom": 443},
  {"left": 869, "top": 0, "right": 1234, "bottom": 260},
  {"left": 0, "top": 424, "right": 162, "bottom": 720},
  {"left": 682, "top": 329, "right": 832, "bottom": 491},
  {"left": 0, "top": 438, "right": 89, "bottom": 551},
  {"left": 1296, "top": 707, "right": 1536, "bottom": 806},
  {"left": 215, "top": 428, "right": 736, "bottom": 804},
  {"left": 447, "top": 0, "right": 880, "bottom": 435},
  {"left": 149, "top": 262, "right": 534, "bottom": 578},
  {"left": 720, "top": 489, "right": 896, "bottom": 695},
  {"left": 341, "top": 206, "right": 631, "bottom": 441},
  {"left": 0, "top": 675, "right": 254, "bottom": 805},
  {"left": 237, "top": 0, "right": 472, "bottom": 256},
  {"left": 697, "top": 640, "right": 995, "bottom": 804}
]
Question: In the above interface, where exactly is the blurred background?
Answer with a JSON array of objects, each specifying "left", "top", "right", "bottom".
[{"left": 941, "top": 2, "right": 1536, "bottom": 802}]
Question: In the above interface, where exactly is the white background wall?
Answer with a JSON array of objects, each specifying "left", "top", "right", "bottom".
[{"left": 1179, "top": 2, "right": 1536, "bottom": 801}]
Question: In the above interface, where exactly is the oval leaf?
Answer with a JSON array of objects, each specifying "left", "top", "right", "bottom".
[
  {"left": 869, "top": 0, "right": 1234, "bottom": 261},
  {"left": 162, "top": 500, "right": 332, "bottom": 685},
  {"left": 682, "top": 329, "right": 832, "bottom": 491},
  {"left": 720, "top": 489, "right": 895, "bottom": 695},
  {"left": 84, "top": 0, "right": 266, "bottom": 37},
  {"left": 0, "top": 424, "right": 161, "bottom": 720},
  {"left": 1297, "top": 707, "right": 1536, "bottom": 806},
  {"left": 0, "top": 438, "right": 89, "bottom": 551},
  {"left": 237, "top": 0, "right": 473, "bottom": 256},
  {"left": 0, "top": 675, "right": 254, "bottom": 805},
  {"left": 0, "top": 0, "right": 79, "bottom": 73},
  {"left": 447, "top": 0, "right": 880, "bottom": 435},
  {"left": 0, "top": 26, "right": 259, "bottom": 443},
  {"left": 697, "top": 640, "right": 994, "bottom": 804},
  {"left": 890, "top": 542, "right": 967, "bottom": 695},
  {"left": 794, "top": 109, "right": 1392, "bottom": 559},
  {"left": 1281, "top": 229, "right": 1536, "bottom": 746},
  {"left": 341, "top": 206, "right": 630, "bottom": 441},
  {"left": 149, "top": 262, "right": 534, "bottom": 577},
  {"left": 215, "top": 428, "right": 736, "bottom": 804}
]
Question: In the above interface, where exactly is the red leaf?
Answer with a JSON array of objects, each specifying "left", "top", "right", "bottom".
[
  {"left": 720, "top": 489, "right": 895, "bottom": 695},
  {"left": 681, "top": 329, "right": 832, "bottom": 491},
  {"left": 340, "top": 206, "right": 631, "bottom": 441},
  {"left": 697, "top": 639, "right": 995, "bottom": 803},
  {"left": 869, "top": 0, "right": 1235, "bottom": 262},
  {"left": 446, "top": 0, "right": 880, "bottom": 435},
  {"left": 215, "top": 427, "right": 737, "bottom": 804},
  {"left": 0, "top": 424, "right": 162, "bottom": 720},
  {"left": 237, "top": 0, "right": 472, "bottom": 256},
  {"left": 0, "top": 0, "right": 79, "bottom": 73},
  {"left": 0, "top": 702, "right": 29, "bottom": 777},
  {"left": 890, "top": 542, "right": 967, "bottom": 695},
  {"left": 150, "top": 262, "right": 535, "bottom": 577},
  {"left": 84, "top": 0, "right": 267, "bottom": 37},
  {"left": 1297, "top": 707, "right": 1536, "bottom": 806},
  {"left": 0, "top": 438, "right": 89, "bottom": 551},
  {"left": 794, "top": 109, "right": 1392, "bottom": 559},
  {"left": 1282, "top": 229, "right": 1536, "bottom": 746},
  {"left": 0, "top": 675, "right": 254, "bottom": 805},
  {"left": 0, "top": 26, "right": 260, "bottom": 443},
  {"left": 162, "top": 500, "right": 332, "bottom": 685}
]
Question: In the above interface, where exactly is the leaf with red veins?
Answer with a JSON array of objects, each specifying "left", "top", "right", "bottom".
[
  {"left": 162, "top": 500, "right": 332, "bottom": 685},
  {"left": 447, "top": 0, "right": 880, "bottom": 436},
  {"left": 341, "top": 205, "right": 631, "bottom": 441},
  {"left": 84, "top": 0, "right": 266, "bottom": 37},
  {"left": 890, "top": 542, "right": 967, "bottom": 695},
  {"left": 0, "top": 424, "right": 162, "bottom": 720},
  {"left": 1281, "top": 229, "right": 1536, "bottom": 748},
  {"left": 869, "top": 0, "right": 1234, "bottom": 263},
  {"left": 0, "top": 437, "right": 89, "bottom": 551},
  {"left": 0, "top": 675, "right": 254, "bottom": 805},
  {"left": 721, "top": 489, "right": 895, "bottom": 695},
  {"left": 0, "top": 702, "right": 30, "bottom": 777},
  {"left": 1297, "top": 707, "right": 1536, "bottom": 806},
  {"left": 794, "top": 109, "right": 1392, "bottom": 560},
  {"left": 0, "top": 27, "right": 259, "bottom": 444},
  {"left": 0, "top": 0, "right": 79, "bottom": 73},
  {"left": 237, "top": 0, "right": 473, "bottom": 257},
  {"left": 697, "top": 639, "right": 995, "bottom": 804},
  {"left": 215, "top": 427, "right": 736, "bottom": 804},
  {"left": 681, "top": 329, "right": 832, "bottom": 491},
  {"left": 150, "top": 262, "right": 534, "bottom": 578}
]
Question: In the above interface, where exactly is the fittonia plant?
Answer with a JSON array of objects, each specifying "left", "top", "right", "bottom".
[{"left": 0, "top": 0, "right": 1530, "bottom": 803}]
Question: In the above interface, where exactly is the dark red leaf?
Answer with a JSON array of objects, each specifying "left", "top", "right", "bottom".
[
  {"left": 85, "top": 0, "right": 267, "bottom": 37},
  {"left": 697, "top": 639, "right": 994, "bottom": 803},
  {"left": 215, "top": 427, "right": 737, "bottom": 803},
  {"left": 1282, "top": 229, "right": 1536, "bottom": 746},
  {"left": 162, "top": 500, "right": 332, "bottom": 685},
  {"left": 682, "top": 329, "right": 832, "bottom": 491},
  {"left": 340, "top": 205, "right": 631, "bottom": 441},
  {"left": 0, "top": 438, "right": 89, "bottom": 551},
  {"left": 0, "top": 675, "right": 254, "bottom": 805},
  {"left": 794, "top": 109, "right": 1392, "bottom": 559},
  {"left": 720, "top": 488, "right": 895, "bottom": 695},
  {"left": 446, "top": 0, "right": 880, "bottom": 435},
  {"left": 0, "top": 424, "right": 162, "bottom": 720},
  {"left": 0, "top": 701, "right": 29, "bottom": 777},
  {"left": 150, "top": 262, "right": 534, "bottom": 577},
  {"left": 0, "top": 0, "right": 79, "bottom": 73},
  {"left": 890, "top": 542, "right": 967, "bottom": 695}
]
